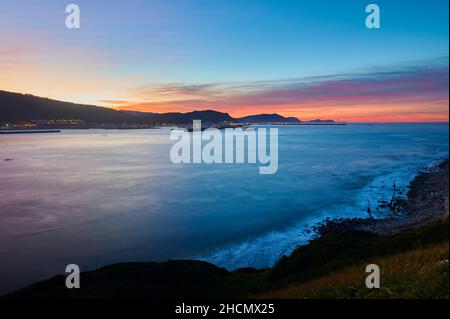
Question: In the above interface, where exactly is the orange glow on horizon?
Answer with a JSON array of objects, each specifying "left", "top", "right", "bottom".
[
  {"left": 2, "top": 56, "right": 448, "bottom": 123},
  {"left": 112, "top": 101, "right": 449, "bottom": 123}
]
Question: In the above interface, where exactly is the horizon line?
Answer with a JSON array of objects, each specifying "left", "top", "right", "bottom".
[{"left": 1, "top": 88, "right": 449, "bottom": 124}]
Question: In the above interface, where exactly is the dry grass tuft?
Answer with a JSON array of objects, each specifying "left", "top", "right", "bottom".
[{"left": 252, "top": 242, "right": 449, "bottom": 299}]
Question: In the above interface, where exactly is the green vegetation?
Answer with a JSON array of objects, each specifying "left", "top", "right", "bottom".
[
  {"left": 254, "top": 242, "right": 449, "bottom": 299},
  {"left": 234, "top": 218, "right": 449, "bottom": 299}
]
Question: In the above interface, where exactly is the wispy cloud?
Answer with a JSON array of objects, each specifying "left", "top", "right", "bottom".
[
  {"left": 97, "top": 100, "right": 131, "bottom": 105},
  {"left": 117, "top": 58, "right": 449, "bottom": 122}
]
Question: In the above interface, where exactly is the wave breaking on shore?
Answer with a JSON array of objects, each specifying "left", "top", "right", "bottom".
[{"left": 196, "top": 153, "right": 449, "bottom": 270}]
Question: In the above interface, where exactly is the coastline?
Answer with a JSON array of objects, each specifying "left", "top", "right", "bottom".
[
  {"left": 313, "top": 158, "right": 449, "bottom": 237},
  {"left": 4, "top": 157, "right": 449, "bottom": 298},
  {"left": 196, "top": 155, "right": 449, "bottom": 270},
  {"left": 0, "top": 129, "right": 61, "bottom": 134}
]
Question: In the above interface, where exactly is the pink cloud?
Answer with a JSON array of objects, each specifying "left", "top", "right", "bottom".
[{"left": 118, "top": 64, "right": 449, "bottom": 122}]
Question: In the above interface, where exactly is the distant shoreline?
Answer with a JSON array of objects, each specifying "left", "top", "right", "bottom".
[
  {"left": 260, "top": 123, "right": 347, "bottom": 126},
  {"left": 0, "top": 123, "right": 347, "bottom": 133},
  {"left": 0, "top": 129, "right": 61, "bottom": 135}
]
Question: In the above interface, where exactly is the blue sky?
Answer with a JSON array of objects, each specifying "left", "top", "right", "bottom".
[{"left": 0, "top": 0, "right": 448, "bottom": 120}]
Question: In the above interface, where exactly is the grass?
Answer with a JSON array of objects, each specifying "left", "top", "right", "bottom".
[
  {"left": 229, "top": 219, "right": 450, "bottom": 299},
  {"left": 8, "top": 219, "right": 449, "bottom": 299},
  {"left": 268, "top": 219, "right": 449, "bottom": 283},
  {"left": 252, "top": 242, "right": 449, "bottom": 299}
]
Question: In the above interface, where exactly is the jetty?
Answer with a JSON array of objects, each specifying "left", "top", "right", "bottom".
[{"left": 0, "top": 129, "right": 61, "bottom": 135}]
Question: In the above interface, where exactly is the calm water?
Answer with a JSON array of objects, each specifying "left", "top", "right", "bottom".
[{"left": 0, "top": 123, "right": 448, "bottom": 293}]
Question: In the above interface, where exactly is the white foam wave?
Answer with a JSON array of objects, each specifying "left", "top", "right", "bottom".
[{"left": 195, "top": 153, "right": 448, "bottom": 270}]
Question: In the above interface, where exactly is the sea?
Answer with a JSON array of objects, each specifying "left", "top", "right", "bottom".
[{"left": 0, "top": 123, "right": 448, "bottom": 293}]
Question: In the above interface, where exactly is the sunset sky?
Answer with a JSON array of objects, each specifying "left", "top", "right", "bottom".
[{"left": 0, "top": 0, "right": 448, "bottom": 122}]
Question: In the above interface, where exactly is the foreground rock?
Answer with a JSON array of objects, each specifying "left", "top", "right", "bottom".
[
  {"left": 6, "top": 260, "right": 231, "bottom": 299},
  {"left": 314, "top": 159, "right": 449, "bottom": 236}
]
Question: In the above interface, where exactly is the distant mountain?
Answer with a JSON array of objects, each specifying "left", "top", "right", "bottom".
[
  {"left": 1, "top": 90, "right": 336, "bottom": 126},
  {"left": 0, "top": 91, "right": 233, "bottom": 125},
  {"left": 0, "top": 90, "right": 131, "bottom": 124},
  {"left": 124, "top": 110, "right": 234, "bottom": 124},
  {"left": 237, "top": 113, "right": 301, "bottom": 124},
  {"left": 308, "top": 119, "right": 336, "bottom": 123}
]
